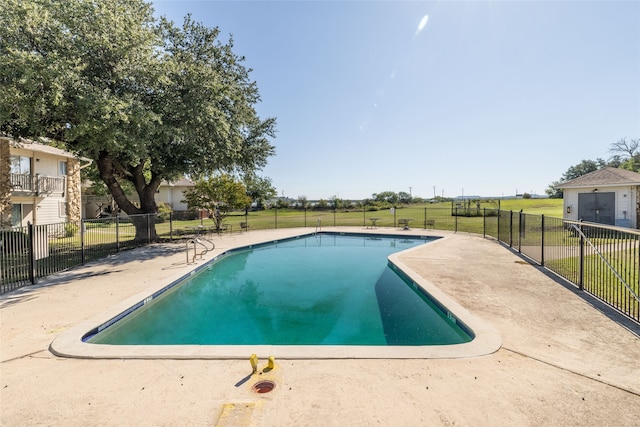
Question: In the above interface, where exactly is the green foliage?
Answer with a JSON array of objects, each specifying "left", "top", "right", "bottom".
[
  {"left": 275, "top": 199, "right": 290, "bottom": 209},
  {"left": 315, "top": 199, "right": 329, "bottom": 210},
  {"left": 609, "top": 137, "right": 640, "bottom": 173},
  {"left": 245, "top": 175, "right": 277, "bottom": 209},
  {"left": 564, "top": 159, "right": 607, "bottom": 180},
  {"left": 329, "top": 196, "right": 344, "bottom": 210},
  {"left": 546, "top": 158, "right": 607, "bottom": 198},
  {"left": 64, "top": 222, "right": 78, "bottom": 238},
  {"left": 372, "top": 191, "right": 399, "bottom": 205},
  {"left": 156, "top": 203, "right": 172, "bottom": 223},
  {"left": 182, "top": 175, "right": 251, "bottom": 230},
  {"left": 295, "top": 196, "right": 309, "bottom": 209},
  {"left": 0, "top": 0, "right": 276, "bottom": 237},
  {"left": 547, "top": 137, "right": 640, "bottom": 198},
  {"left": 397, "top": 191, "right": 412, "bottom": 204}
]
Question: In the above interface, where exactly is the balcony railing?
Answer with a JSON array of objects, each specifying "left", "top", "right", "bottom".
[{"left": 10, "top": 173, "right": 66, "bottom": 195}]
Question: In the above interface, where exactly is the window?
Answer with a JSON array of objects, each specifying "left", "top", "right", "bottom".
[
  {"left": 59, "top": 161, "right": 68, "bottom": 175},
  {"left": 59, "top": 201, "right": 68, "bottom": 218},
  {"left": 11, "top": 204, "right": 22, "bottom": 227},
  {"left": 10, "top": 155, "right": 31, "bottom": 174}
]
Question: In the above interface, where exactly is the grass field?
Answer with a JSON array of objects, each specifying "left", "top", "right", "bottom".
[
  {"left": 496, "top": 198, "right": 563, "bottom": 216},
  {"left": 206, "top": 198, "right": 565, "bottom": 234}
]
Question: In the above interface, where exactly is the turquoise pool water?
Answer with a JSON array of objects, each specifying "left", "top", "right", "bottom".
[{"left": 87, "top": 233, "right": 472, "bottom": 346}]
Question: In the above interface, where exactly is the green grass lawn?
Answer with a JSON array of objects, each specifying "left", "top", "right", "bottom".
[
  {"left": 497, "top": 198, "right": 563, "bottom": 216},
  {"left": 207, "top": 198, "right": 564, "bottom": 233}
]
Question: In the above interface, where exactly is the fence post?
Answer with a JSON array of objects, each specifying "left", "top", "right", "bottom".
[
  {"left": 333, "top": 209, "right": 336, "bottom": 226},
  {"left": 81, "top": 218, "right": 86, "bottom": 265},
  {"left": 275, "top": 207, "right": 278, "bottom": 229},
  {"left": 540, "top": 215, "right": 545, "bottom": 266},
  {"left": 305, "top": 207, "right": 307, "bottom": 227},
  {"left": 424, "top": 207, "right": 427, "bottom": 230},
  {"left": 509, "top": 210, "right": 513, "bottom": 248},
  {"left": 147, "top": 214, "right": 151, "bottom": 244},
  {"left": 578, "top": 221, "right": 584, "bottom": 290},
  {"left": 483, "top": 208, "right": 486, "bottom": 238},
  {"left": 518, "top": 210, "right": 523, "bottom": 253},
  {"left": 169, "top": 211, "right": 173, "bottom": 241},
  {"left": 116, "top": 214, "right": 120, "bottom": 252},
  {"left": 455, "top": 207, "right": 458, "bottom": 233},
  {"left": 27, "top": 222, "right": 35, "bottom": 285},
  {"left": 393, "top": 207, "right": 397, "bottom": 228}
]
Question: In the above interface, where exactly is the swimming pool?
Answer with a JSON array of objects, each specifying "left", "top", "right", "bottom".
[
  {"left": 85, "top": 233, "right": 471, "bottom": 346},
  {"left": 51, "top": 231, "right": 502, "bottom": 359}
]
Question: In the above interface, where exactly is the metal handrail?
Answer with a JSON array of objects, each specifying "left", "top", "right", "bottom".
[
  {"left": 196, "top": 236, "right": 215, "bottom": 252},
  {"left": 186, "top": 237, "right": 215, "bottom": 264},
  {"left": 569, "top": 224, "right": 640, "bottom": 304}
]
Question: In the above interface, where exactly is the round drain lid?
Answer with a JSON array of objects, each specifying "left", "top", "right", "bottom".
[{"left": 252, "top": 380, "right": 276, "bottom": 394}]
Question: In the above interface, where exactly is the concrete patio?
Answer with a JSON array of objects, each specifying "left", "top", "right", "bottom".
[{"left": 1, "top": 228, "right": 639, "bottom": 426}]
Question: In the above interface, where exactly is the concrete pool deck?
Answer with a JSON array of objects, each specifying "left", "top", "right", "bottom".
[{"left": 1, "top": 228, "right": 639, "bottom": 426}]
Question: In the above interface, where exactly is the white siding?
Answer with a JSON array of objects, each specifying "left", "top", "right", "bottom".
[
  {"left": 35, "top": 196, "right": 67, "bottom": 225},
  {"left": 563, "top": 185, "right": 638, "bottom": 228},
  {"left": 157, "top": 186, "right": 191, "bottom": 211},
  {"left": 10, "top": 145, "right": 75, "bottom": 226}
]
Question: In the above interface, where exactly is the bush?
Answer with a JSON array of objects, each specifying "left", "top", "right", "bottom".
[
  {"left": 171, "top": 210, "right": 198, "bottom": 221},
  {"left": 64, "top": 222, "right": 78, "bottom": 237},
  {"left": 156, "top": 203, "right": 173, "bottom": 223}
]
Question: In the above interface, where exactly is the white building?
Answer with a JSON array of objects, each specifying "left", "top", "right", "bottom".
[
  {"left": 156, "top": 178, "right": 194, "bottom": 211},
  {"left": 557, "top": 167, "right": 640, "bottom": 229},
  {"left": 1, "top": 137, "right": 91, "bottom": 227},
  {"left": 82, "top": 177, "right": 195, "bottom": 218}
]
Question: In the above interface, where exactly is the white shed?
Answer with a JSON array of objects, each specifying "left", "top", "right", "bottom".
[
  {"left": 157, "top": 178, "right": 194, "bottom": 211},
  {"left": 557, "top": 167, "right": 640, "bottom": 229}
]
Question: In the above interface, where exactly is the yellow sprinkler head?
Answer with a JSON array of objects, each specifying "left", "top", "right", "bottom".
[
  {"left": 250, "top": 353, "right": 258, "bottom": 373},
  {"left": 267, "top": 356, "right": 275, "bottom": 370}
]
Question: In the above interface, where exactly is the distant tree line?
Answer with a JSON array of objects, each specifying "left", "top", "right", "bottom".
[{"left": 546, "top": 137, "right": 640, "bottom": 198}]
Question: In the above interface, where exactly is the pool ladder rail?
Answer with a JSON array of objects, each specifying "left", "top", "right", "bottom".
[{"left": 186, "top": 237, "right": 215, "bottom": 264}]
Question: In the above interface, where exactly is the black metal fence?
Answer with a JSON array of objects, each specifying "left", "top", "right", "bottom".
[
  {"left": 1, "top": 209, "right": 638, "bottom": 324},
  {"left": 0, "top": 214, "right": 166, "bottom": 294},
  {"left": 483, "top": 211, "right": 639, "bottom": 323}
]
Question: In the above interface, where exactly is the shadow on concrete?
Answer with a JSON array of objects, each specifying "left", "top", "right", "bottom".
[
  {"left": 0, "top": 243, "right": 187, "bottom": 308},
  {"left": 505, "top": 246, "right": 640, "bottom": 338}
]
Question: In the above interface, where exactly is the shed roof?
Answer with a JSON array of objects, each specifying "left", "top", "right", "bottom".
[
  {"left": 161, "top": 178, "right": 194, "bottom": 187},
  {"left": 557, "top": 167, "right": 640, "bottom": 188}
]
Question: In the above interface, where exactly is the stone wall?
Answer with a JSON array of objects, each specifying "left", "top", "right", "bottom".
[
  {"left": 67, "top": 157, "right": 81, "bottom": 223},
  {"left": 0, "top": 138, "right": 11, "bottom": 228}
]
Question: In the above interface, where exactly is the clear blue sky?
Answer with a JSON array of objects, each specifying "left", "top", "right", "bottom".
[{"left": 152, "top": 0, "right": 640, "bottom": 200}]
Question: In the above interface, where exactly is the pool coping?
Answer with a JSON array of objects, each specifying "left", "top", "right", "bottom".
[{"left": 49, "top": 232, "right": 502, "bottom": 359}]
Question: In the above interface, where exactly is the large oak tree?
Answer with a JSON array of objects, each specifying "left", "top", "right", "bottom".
[{"left": 0, "top": 0, "right": 276, "bottom": 240}]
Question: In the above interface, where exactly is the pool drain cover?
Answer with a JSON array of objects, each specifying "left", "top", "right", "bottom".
[{"left": 252, "top": 380, "right": 276, "bottom": 394}]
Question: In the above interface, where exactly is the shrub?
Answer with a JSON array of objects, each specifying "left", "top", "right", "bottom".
[
  {"left": 64, "top": 222, "right": 78, "bottom": 237},
  {"left": 156, "top": 203, "right": 173, "bottom": 223}
]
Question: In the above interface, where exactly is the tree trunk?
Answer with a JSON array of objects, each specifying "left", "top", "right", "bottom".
[
  {"left": 96, "top": 152, "right": 160, "bottom": 242},
  {"left": 136, "top": 182, "right": 159, "bottom": 242}
]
